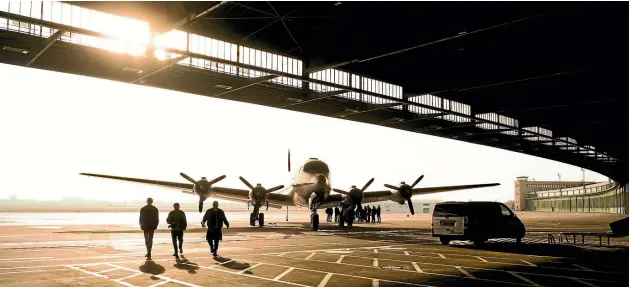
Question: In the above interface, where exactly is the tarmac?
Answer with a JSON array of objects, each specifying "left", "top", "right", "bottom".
[{"left": 1, "top": 211, "right": 629, "bottom": 287}]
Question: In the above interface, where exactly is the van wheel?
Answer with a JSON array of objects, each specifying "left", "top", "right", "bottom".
[
  {"left": 258, "top": 213, "right": 264, "bottom": 227},
  {"left": 516, "top": 237, "right": 522, "bottom": 245},
  {"left": 439, "top": 237, "right": 451, "bottom": 245},
  {"left": 473, "top": 239, "right": 486, "bottom": 246}
]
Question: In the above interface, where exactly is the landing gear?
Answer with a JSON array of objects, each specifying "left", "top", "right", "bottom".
[
  {"left": 249, "top": 207, "right": 264, "bottom": 227},
  {"left": 311, "top": 212, "right": 319, "bottom": 231},
  {"left": 346, "top": 209, "right": 354, "bottom": 227},
  {"left": 198, "top": 201, "right": 203, "bottom": 213}
]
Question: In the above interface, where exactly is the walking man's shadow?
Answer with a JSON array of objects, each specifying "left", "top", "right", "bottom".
[
  {"left": 175, "top": 255, "right": 199, "bottom": 274},
  {"left": 214, "top": 255, "right": 253, "bottom": 274},
  {"left": 140, "top": 259, "right": 165, "bottom": 280}
]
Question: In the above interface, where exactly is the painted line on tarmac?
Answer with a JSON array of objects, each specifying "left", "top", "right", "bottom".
[
  {"left": 456, "top": 266, "right": 476, "bottom": 279},
  {"left": 573, "top": 264, "right": 594, "bottom": 271},
  {"left": 263, "top": 253, "right": 529, "bottom": 286},
  {"left": 317, "top": 273, "right": 334, "bottom": 287},
  {"left": 508, "top": 271, "right": 541, "bottom": 286},
  {"left": 322, "top": 252, "right": 626, "bottom": 285},
  {"left": 193, "top": 262, "right": 309, "bottom": 287},
  {"left": 238, "top": 262, "right": 262, "bottom": 274},
  {"left": 232, "top": 256, "right": 435, "bottom": 287},
  {"left": 411, "top": 262, "right": 424, "bottom": 273},
  {"left": 107, "top": 263, "right": 202, "bottom": 287},
  {"left": 305, "top": 252, "right": 316, "bottom": 260},
  {"left": 0, "top": 268, "right": 67, "bottom": 275},
  {"left": 0, "top": 256, "right": 53, "bottom": 261},
  {"left": 438, "top": 253, "right": 446, "bottom": 259},
  {"left": 476, "top": 256, "right": 489, "bottom": 262},
  {"left": 372, "top": 279, "right": 379, "bottom": 287},
  {"left": 521, "top": 260, "right": 537, "bottom": 267},
  {"left": 570, "top": 277, "right": 599, "bottom": 287},
  {"left": 273, "top": 267, "right": 295, "bottom": 281},
  {"left": 336, "top": 255, "right": 345, "bottom": 263}
]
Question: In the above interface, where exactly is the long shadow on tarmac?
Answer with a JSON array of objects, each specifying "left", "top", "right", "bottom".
[
  {"left": 213, "top": 256, "right": 254, "bottom": 274},
  {"left": 140, "top": 259, "right": 165, "bottom": 280},
  {"left": 175, "top": 255, "right": 199, "bottom": 274}
]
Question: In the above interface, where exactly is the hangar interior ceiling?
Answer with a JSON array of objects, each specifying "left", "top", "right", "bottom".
[{"left": 1, "top": 1, "right": 627, "bottom": 181}]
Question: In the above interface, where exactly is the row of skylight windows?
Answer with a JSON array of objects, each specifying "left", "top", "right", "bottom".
[
  {"left": 0, "top": 1, "right": 618, "bottom": 164},
  {"left": 309, "top": 69, "right": 401, "bottom": 104},
  {"left": 476, "top": 113, "right": 520, "bottom": 136}
]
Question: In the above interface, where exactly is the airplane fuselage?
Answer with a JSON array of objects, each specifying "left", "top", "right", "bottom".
[{"left": 284, "top": 158, "right": 333, "bottom": 208}]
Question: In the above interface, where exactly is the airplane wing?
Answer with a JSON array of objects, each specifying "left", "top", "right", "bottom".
[
  {"left": 326, "top": 183, "right": 500, "bottom": 206},
  {"left": 79, "top": 173, "right": 288, "bottom": 208},
  {"left": 411, "top": 183, "right": 500, "bottom": 195}
]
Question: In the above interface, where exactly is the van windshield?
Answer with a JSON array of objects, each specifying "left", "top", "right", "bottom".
[{"left": 434, "top": 204, "right": 469, "bottom": 217}]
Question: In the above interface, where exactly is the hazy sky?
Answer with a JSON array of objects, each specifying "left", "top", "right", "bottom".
[{"left": 0, "top": 63, "right": 607, "bottom": 204}]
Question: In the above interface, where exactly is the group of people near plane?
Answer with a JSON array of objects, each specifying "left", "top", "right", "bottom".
[
  {"left": 139, "top": 197, "right": 229, "bottom": 259},
  {"left": 325, "top": 205, "right": 382, "bottom": 223}
]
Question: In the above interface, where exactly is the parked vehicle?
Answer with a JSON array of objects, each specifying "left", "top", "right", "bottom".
[{"left": 431, "top": 201, "right": 525, "bottom": 246}]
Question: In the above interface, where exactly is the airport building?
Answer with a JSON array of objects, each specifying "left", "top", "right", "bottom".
[{"left": 515, "top": 176, "right": 625, "bottom": 213}]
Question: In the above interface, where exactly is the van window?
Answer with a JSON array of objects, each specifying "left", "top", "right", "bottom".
[
  {"left": 434, "top": 204, "right": 468, "bottom": 217},
  {"left": 500, "top": 205, "right": 512, "bottom": 217}
]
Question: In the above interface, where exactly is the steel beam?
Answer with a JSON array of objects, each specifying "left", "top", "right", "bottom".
[
  {"left": 281, "top": 90, "right": 349, "bottom": 108},
  {"left": 25, "top": 29, "right": 65, "bottom": 67},
  {"left": 305, "top": 59, "right": 360, "bottom": 74},
  {"left": 0, "top": 10, "right": 607, "bottom": 158},
  {"left": 213, "top": 75, "right": 279, "bottom": 98},
  {"left": 165, "top": 1, "right": 228, "bottom": 33},
  {"left": 338, "top": 103, "right": 401, "bottom": 118},
  {"left": 131, "top": 56, "right": 188, "bottom": 84}
]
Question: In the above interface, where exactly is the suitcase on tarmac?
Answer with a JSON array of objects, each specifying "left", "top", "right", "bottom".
[{"left": 609, "top": 216, "right": 629, "bottom": 237}]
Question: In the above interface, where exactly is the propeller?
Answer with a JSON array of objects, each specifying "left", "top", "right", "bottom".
[
  {"left": 333, "top": 178, "right": 374, "bottom": 210},
  {"left": 180, "top": 173, "right": 226, "bottom": 212},
  {"left": 239, "top": 176, "right": 284, "bottom": 211},
  {"left": 384, "top": 175, "right": 424, "bottom": 215}
]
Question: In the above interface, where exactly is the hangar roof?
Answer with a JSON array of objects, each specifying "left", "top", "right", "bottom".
[{"left": 1, "top": 1, "right": 627, "bottom": 180}]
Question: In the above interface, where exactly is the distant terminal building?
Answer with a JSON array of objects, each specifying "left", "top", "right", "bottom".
[{"left": 514, "top": 176, "right": 624, "bottom": 213}]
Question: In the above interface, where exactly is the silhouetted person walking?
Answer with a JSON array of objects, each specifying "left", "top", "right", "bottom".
[
  {"left": 376, "top": 205, "right": 381, "bottom": 223},
  {"left": 334, "top": 207, "right": 340, "bottom": 222},
  {"left": 167, "top": 203, "right": 187, "bottom": 256},
  {"left": 202, "top": 201, "right": 229, "bottom": 257},
  {"left": 140, "top": 197, "right": 159, "bottom": 259}
]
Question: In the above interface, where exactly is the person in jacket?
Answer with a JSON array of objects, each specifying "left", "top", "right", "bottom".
[
  {"left": 202, "top": 201, "right": 229, "bottom": 257},
  {"left": 376, "top": 205, "right": 382, "bottom": 223},
  {"left": 139, "top": 197, "right": 159, "bottom": 259},
  {"left": 167, "top": 203, "right": 187, "bottom": 256}
]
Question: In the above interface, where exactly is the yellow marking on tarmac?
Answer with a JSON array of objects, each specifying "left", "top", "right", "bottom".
[
  {"left": 404, "top": 251, "right": 410, "bottom": 255},
  {"left": 372, "top": 279, "right": 380, "bottom": 287},
  {"left": 438, "top": 253, "right": 446, "bottom": 259},
  {"left": 336, "top": 255, "right": 345, "bottom": 263},
  {"left": 373, "top": 258, "right": 378, "bottom": 267},
  {"left": 305, "top": 252, "right": 316, "bottom": 260}
]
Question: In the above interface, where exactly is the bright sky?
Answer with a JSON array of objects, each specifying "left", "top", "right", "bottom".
[{"left": 0, "top": 63, "right": 608, "bottom": 204}]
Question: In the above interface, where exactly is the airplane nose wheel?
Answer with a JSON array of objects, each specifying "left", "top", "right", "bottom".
[
  {"left": 311, "top": 212, "right": 319, "bottom": 231},
  {"left": 250, "top": 208, "right": 265, "bottom": 227}
]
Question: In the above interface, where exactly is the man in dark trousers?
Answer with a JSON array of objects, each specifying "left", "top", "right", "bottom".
[
  {"left": 371, "top": 205, "right": 377, "bottom": 223},
  {"left": 334, "top": 207, "right": 340, "bottom": 222},
  {"left": 202, "top": 201, "right": 229, "bottom": 257},
  {"left": 376, "top": 205, "right": 382, "bottom": 223},
  {"left": 167, "top": 203, "right": 187, "bottom": 256},
  {"left": 139, "top": 197, "right": 159, "bottom": 259}
]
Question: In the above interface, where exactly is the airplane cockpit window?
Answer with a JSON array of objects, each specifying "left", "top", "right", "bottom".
[{"left": 303, "top": 160, "right": 330, "bottom": 174}]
